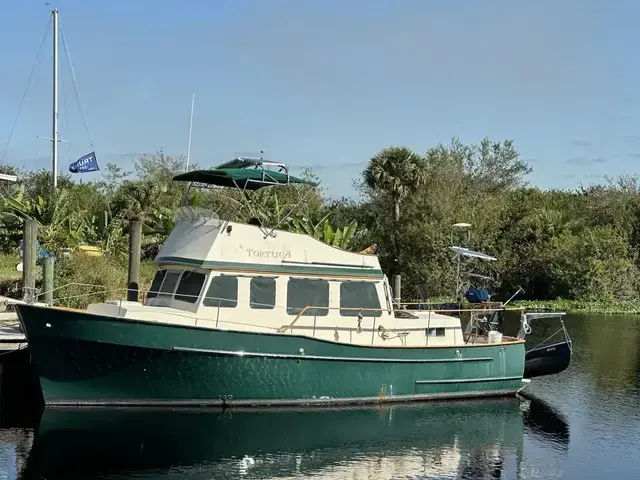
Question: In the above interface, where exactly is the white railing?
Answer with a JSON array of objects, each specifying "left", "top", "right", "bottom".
[{"left": 29, "top": 284, "right": 529, "bottom": 346}]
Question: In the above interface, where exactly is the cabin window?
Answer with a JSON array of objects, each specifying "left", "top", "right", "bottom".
[
  {"left": 175, "top": 271, "right": 206, "bottom": 303},
  {"left": 203, "top": 275, "right": 238, "bottom": 308},
  {"left": 250, "top": 277, "right": 276, "bottom": 309},
  {"left": 147, "top": 269, "right": 166, "bottom": 299},
  {"left": 286, "top": 278, "right": 329, "bottom": 316},
  {"left": 339, "top": 281, "right": 382, "bottom": 317},
  {"left": 158, "top": 270, "right": 181, "bottom": 298},
  {"left": 426, "top": 327, "right": 446, "bottom": 337}
]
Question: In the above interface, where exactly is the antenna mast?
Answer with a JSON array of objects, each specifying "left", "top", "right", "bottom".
[
  {"left": 38, "top": 8, "right": 67, "bottom": 194},
  {"left": 52, "top": 8, "right": 59, "bottom": 192},
  {"left": 185, "top": 92, "right": 194, "bottom": 172},
  {"left": 451, "top": 222, "right": 472, "bottom": 301}
]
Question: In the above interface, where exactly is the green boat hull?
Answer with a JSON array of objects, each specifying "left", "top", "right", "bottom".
[{"left": 16, "top": 303, "right": 527, "bottom": 406}]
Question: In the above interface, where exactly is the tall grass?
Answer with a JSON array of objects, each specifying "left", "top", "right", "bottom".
[
  {"left": 0, "top": 254, "right": 20, "bottom": 280},
  {"left": 53, "top": 254, "right": 156, "bottom": 308}
]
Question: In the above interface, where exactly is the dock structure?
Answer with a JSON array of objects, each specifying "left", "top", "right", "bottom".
[
  {"left": 0, "top": 311, "right": 26, "bottom": 355},
  {"left": 0, "top": 326, "right": 26, "bottom": 352},
  {"left": 0, "top": 298, "right": 25, "bottom": 352}
]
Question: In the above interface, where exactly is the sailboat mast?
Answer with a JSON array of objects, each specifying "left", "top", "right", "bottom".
[
  {"left": 185, "top": 92, "right": 194, "bottom": 172},
  {"left": 52, "top": 8, "right": 59, "bottom": 192}
]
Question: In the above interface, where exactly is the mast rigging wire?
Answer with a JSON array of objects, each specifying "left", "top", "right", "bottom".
[
  {"left": 59, "top": 15, "right": 94, "bottom": 149},
  {"left": 61, "top": 54, "right": 71, "bottom": 165},
  {"left": 0, "top": 16, "right": 53, "bottom": 164}
]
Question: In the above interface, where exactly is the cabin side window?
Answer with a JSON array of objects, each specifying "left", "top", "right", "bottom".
[
  {"left": 426, "top": 327, "right": 446, "bottom": 337},
  {"left": 339, "top": 281, "right": 382, "bottom": 317},
  {"left": 203, "top": 275, "right": 238, "bottom": 308},
  {"left": 146, "top": 269, "right": 166, "bottom": 299},
  {"left": 286, "top": 278, "right": 329, "bottom": 316},
  {"left": 250, "top": 277, "right": 276, "bottom": 310},
  {"left": 157, "top": 271, "right": 181, "bottom": 298},
  {"left": 175, "top": 271, "right": 207, "bottom": 304}
]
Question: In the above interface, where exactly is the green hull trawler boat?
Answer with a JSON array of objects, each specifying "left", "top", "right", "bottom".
[{"left": 15, "top": 157, "right": 571, "bottom": 407}]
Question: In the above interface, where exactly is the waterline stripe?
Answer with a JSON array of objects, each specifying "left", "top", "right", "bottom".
[
  {"left": 172, "top": 346, "right": 494, "bottom": 364},
  {"left": 44, "top": 388, "right": 521, "bottom": 408}
]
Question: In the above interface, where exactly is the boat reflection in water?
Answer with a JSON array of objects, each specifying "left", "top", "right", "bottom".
[
  {"left": 17, "top": 397, "right": 566, "bottom": 480},
  {"left": 520, "top": 393, "right": 570, "bottom": 451}
]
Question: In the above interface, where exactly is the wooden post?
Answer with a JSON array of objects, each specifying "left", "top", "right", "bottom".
[
  {"left": 127, "top": 220, "right": 142, "bottom": 302},
  {"left": 22, "top": 219, "right": 37, "bottom": 303},
  {"left": 41, "top": 257, "right": 54, "bottom": 304},
  {"left": 393, "top": 274, "right": 401, "bottom": 306}
]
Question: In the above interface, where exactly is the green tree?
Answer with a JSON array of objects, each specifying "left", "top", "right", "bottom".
[{"left": 363, "top": 146, "right": 426, "bottom": 222}]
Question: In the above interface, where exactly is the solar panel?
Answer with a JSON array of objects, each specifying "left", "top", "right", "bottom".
[{"left": 448, "top": 246, "right": 497, "bottom": 261}]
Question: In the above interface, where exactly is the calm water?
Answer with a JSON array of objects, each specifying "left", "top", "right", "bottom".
[{"left": 1, "top": 314, "right": 640, "bottom": 479}]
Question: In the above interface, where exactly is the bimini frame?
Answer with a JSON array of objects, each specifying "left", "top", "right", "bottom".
[{"left": 172, "top": 156, "right": 319, "bottom": 239}]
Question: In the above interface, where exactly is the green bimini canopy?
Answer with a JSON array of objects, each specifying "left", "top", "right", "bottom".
[{"left": 172, "top": 157, "right": 317, "bottom": 191}]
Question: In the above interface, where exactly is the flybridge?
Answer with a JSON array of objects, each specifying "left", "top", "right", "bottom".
[{"left": 172, "top": 155, "right": 320, "bottom": 241}]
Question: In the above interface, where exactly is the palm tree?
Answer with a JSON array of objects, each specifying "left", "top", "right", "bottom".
[
  {"left": 113, "top": 180, "right": 168, "bottom": 223},
  {"left": 363, "top": 146, "right": 426, "bottom": 222}
]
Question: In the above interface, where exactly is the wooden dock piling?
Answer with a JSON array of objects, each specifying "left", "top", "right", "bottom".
[
  {"left": 393, "top": 274, "right": 402, "bottom": 305},
  {"left": 41, "top": 257, "right": 54, "bottom": 304},
  {"left": 127, "top": 220, "right": 142, "bottom": 302},
  {"left": 22, "top": 219, "right": 37, "bottom": 303}
]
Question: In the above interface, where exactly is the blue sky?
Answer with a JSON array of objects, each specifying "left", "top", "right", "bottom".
[{"left": 0, "top": 0, "right": 638, "bottom": 199}]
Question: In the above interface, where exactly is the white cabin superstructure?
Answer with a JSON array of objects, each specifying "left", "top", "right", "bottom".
[{"left": 87, "top": 214, "right": 466, "bottom": 347}]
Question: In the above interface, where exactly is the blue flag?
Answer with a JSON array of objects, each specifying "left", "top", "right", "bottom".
[{"left": 69, "top": 151, "right": 99, "bottom": 173}]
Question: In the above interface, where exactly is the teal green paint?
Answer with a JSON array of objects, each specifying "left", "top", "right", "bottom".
[
  {"left": 29, "top": 398, "right": 525, "bottom": 478},
  {"left": 155, "top": 256, "right": 384, "bottom": 278},
  {"left": 17, "top": 304, "right": 526, "bottom": 406},
  {"left": 172, "top": 164, "right": 317, "bottom": 190}
]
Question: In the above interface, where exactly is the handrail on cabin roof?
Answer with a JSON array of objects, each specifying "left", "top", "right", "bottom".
[{"left": 277, "top": 304, "right": 526, "bottom": 333}]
